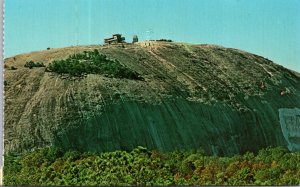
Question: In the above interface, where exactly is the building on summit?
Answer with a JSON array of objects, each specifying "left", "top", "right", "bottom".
[{"left": 104, "top": 34, "right": 125, "bottom": 44}]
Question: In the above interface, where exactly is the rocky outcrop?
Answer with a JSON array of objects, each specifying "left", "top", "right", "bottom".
[{"left": 4, "top": 42, "right": 300, "bottom": 155}]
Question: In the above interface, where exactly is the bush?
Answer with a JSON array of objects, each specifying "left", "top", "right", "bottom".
[
  {"left": 3, "top": 154, "right": 22, "bottom": 185},
  {"left": 4, "top": 146, "right": 300, "bottom": 186},
  {"left": 24, "top": 60, "right": 45, "bottom": 69},
  {"left": 156, "top": 39, "right": 173, "bottom": 42},
  {"left": 10, "top": 66, "right": 17, "bottom": 70},
  {"left": 46, "top": 49, "right": 143, "bottom": 80}
]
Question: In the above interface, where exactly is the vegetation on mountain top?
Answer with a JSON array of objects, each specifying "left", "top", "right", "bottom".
[
  {"left": 46, "top": 49, "right": 143, "bottom": 80},
  {"left": 4, "top": 146, "right": 300, "bottom": 186}
]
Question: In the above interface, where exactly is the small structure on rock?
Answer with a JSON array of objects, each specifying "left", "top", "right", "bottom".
[
  {"left": 104, "top": 34, "right": 125, "bottom": 44},
  {"left": 132, "top": 35, "right": 138, "bottom": 43}
]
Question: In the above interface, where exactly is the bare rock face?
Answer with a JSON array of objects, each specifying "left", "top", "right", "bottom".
[
  {"left": 279, "top": 108, "right": 300, "bottom": 151},
  {"left": 4, "top": 42, "right": 300, "bottom": 155}
]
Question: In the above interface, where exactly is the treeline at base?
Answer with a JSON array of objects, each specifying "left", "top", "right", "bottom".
[{"left": 4, "top": 146, "right": 300, "bottom": 185}]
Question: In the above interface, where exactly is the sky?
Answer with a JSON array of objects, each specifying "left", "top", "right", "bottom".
[{"left": 5, "top": 0, "right": 300, "bottom": 72}]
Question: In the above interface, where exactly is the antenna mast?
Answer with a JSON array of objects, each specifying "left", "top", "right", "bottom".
[{"left": 146, "top": 28, "right": 154, "bottom": 41}]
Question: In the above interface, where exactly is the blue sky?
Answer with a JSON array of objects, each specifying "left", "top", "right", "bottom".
[{"left": 5, "top": 0, "right": 300, "bottom": 72}]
